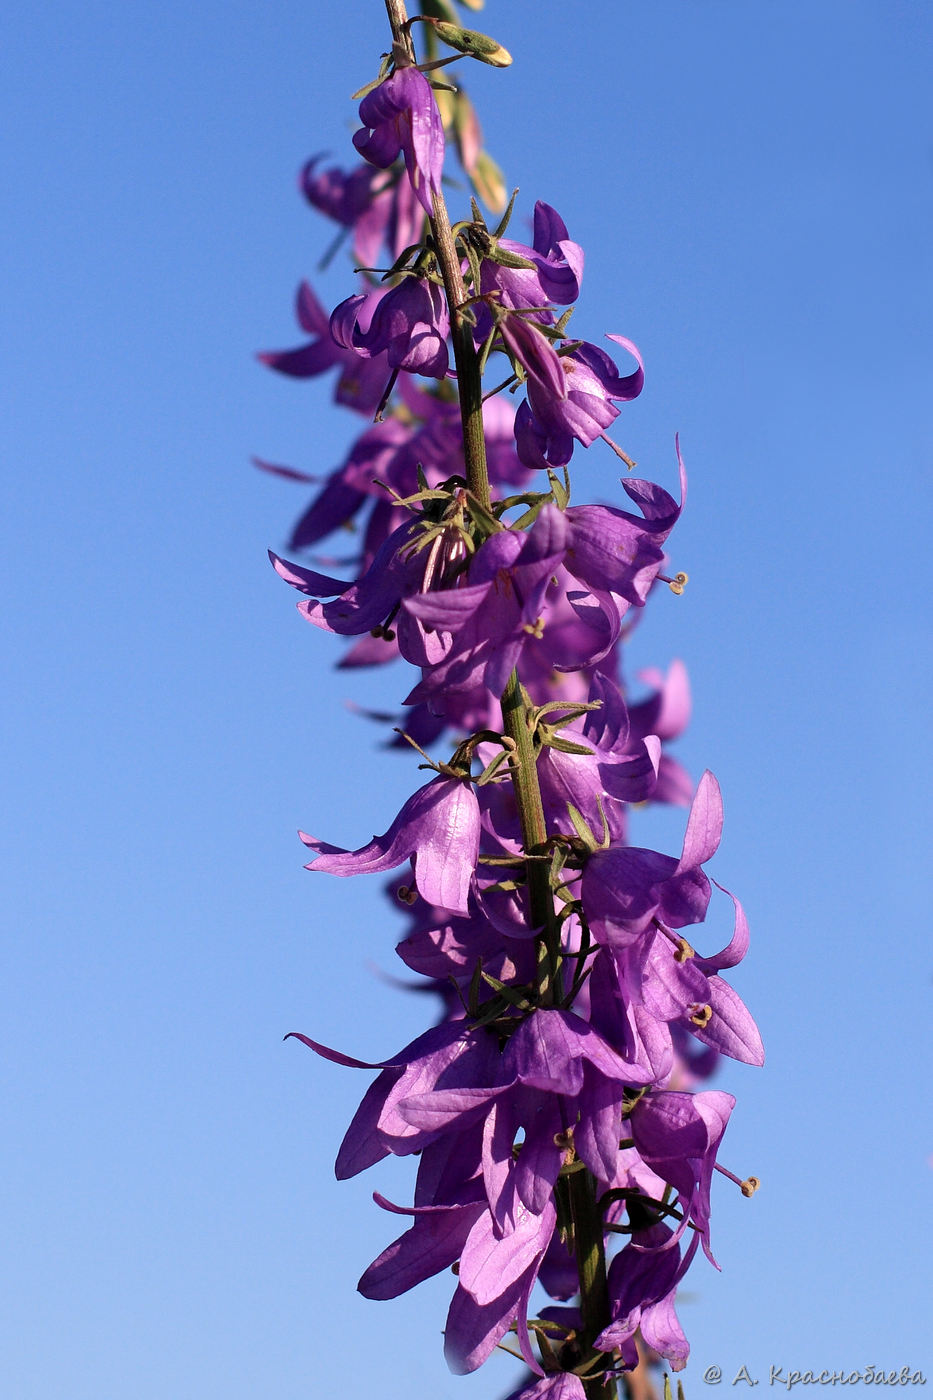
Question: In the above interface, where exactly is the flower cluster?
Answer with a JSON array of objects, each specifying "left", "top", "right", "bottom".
[{"left": 261, "top": 6, "right": 761, "bottom": 1397}]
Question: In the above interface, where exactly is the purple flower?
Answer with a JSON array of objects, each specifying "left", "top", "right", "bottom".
[
  {"left": 300, "top": 774, "right": 480, "bottom": 917},
  {"left": 354, "top": 67, "right": 444, "bottom": 215},
  {"left": 398, "top": 1008, "right": 653, "bottom": 1213},
  {"left": 403, "top": 506, "right": 569, "bottom": 704},
  {"left": 581, "top": 770, "right": 724, "bottom": 946},
  {"left": 258, "top": 279, "right": 389, "bottom": 414},
  {"left": 629, "top": 1089, "right": 736, "bottom": 1263},
  {"left": 481, "top": 202, "right": 585, "bottom": 311},
  {"left": 299, "top": 156, "right": 425, "bottom": 268},
  {"left": 595, "top": 1220, "right": 696, "bottom": 1372},
  {"left": 629, "top": 660, "right": 693, "bottom": 806},
  {"left": 332, "top": 277, "right": 450, "bottom": 378},
  {"left": 504, "top": 1375, "right": 588, "bottom": 1400},
  {"left": 515, "top": 335, "right": 644, "bottom": 470}
]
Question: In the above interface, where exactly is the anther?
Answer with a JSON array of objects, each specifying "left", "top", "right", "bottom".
[
  {"left": 715, "top": 1162, "right": 761, "bottom": 1198},
  {"left": 661, "top": 570, "right": 689, "bottom": 596},
  {"left": 396, "top": 884, "right": 418, "bottom": 905},
  {"left": 673, "top": 937, "right": 694, "bottom": 963},
  {"left": 689, "top": 1002, "right": 712, "bottom": 1028}
]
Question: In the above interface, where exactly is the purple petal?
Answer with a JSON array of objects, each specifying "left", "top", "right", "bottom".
[
  {"left": 688, "top": 976, "right": 764, "bottom": 1066},
  {"left": 676, "top": 770, "right": 723, "bottom": 873},
  {"left": 358, "top": 1200, "right": 484, "bottom": 1299},
  {"left": 459, "top": 1197, "right": 556, "bottom": 1306}
]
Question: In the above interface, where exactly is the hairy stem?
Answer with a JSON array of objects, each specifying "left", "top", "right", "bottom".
[{"left": 381, "top": 3, "right": 615, "bottom": 1392}]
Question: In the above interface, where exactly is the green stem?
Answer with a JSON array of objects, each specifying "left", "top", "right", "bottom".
[
  {"left": 499, "top": 669, "right": 561, "bottom": 1002},
  {"left": 379, "top": 4, "right": 615, "bottom": 1393},
  {"left": 568, "top": 1169, "right": 617, "bottom": 1400},
  {"left": 428, "top": 190, "right": 491, "bottom": 511},
  {"left": 385, "top": 0, "right": 491, "bottom": 510}
]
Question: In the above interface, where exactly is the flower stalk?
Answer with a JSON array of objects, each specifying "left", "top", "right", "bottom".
[{"left": 260, "top": 4, "right": 763, "bottom": 1396}]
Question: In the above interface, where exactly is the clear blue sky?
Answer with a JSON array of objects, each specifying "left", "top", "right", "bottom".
[{"left": 2, "top": 2, "right": 931, "bottom": 1397}]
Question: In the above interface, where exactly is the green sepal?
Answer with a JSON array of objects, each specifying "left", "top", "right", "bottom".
[
  {"left": 475, "top": 749, "right": 514, "bottom": 786},
  {"left": 508, "top": 500, "right": 547, "bottom": 532},
  {"left": 461, "top": 235, "right": 483, "bottom": 296},
  {"left": 553, "top": 306, "right": 576, "bottom": 337},
  {"left": 546, "top": 466, "right": 571, "bottom": 509},
  {"left": 573, "top": 1349, "right": 611, "bottom": 1379},
  {"left": 531, "top": 1322, "right": 561, "bottom": 1370},
  {"left": 430, "top": 21, "right": 512, "bottom": 66},
  {"left": 350, "top": 54, "right": 393, "bottom": 103},
  {"left": 564, "top": 802, "right": 599, "bottom": 852},
  {"left": 465, "top": 489, "right": 503, "bottom": 537},
  {"left": 383, "top": 241, "right": 431, "bottom": 279},
  {"left": 493, "top": 488, "right": 547, "bottom": 513},
  {"left": 482, "top": 244, "right": 536, "bottom": 271},
  {"left": 532, "top": 698, "right": 601, "bottom": 727},
  {"left": 492, "top": 186, "right": 520, "bottom": 240},
  {"left": 467, "top": 957, "right": 484, "bottom": 1018},
  {"left": 480, "top": 879, "right": 523, "bottom": 896},
  {"left": 544, "top": 734, "right": 596, "bottom": 757},
  {"left": 480, "top": 972, "right": 533, "bottom": 1010},
  {"left": 476, "top": 321, "right": 498, "bottom": 380}
]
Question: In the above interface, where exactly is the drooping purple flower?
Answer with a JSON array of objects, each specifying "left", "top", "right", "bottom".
[
  {"left": 299, "top": 155, "right": 426, "bottom": 269},
  {"left": 353, "top": 67, "right": 444, "bottom": 215},
  {"left": 515, "top": 335, "right": 644, "bottom": 470},
  {"left": 628, "top": 1089, "right": 736, "bottom": 1264},
  {"left": 258, "top": 279, "right": 390, "bottom": 415},
  {"left": 581, "top": 769, "right": 724, "bottom": 947},
  {"left": 399, "top": 1008, "right": 654, "bottom": 1213},
  {"left": 404, "top": 506, "right": 569, "bottom": 705},
  {"left": 444, "top": 1263, "right": 541, "bottom": 1375},
  {"left": 299, "top": 774, "right": 480, "bottom": 917},
  {"left": 481, "top": 201, "right": 585, "bottom": 311},
  {"left": 595, "top": 1220, "right": 697, "bottom": 1372},
  {"left": 332, "top": 277, "right": 450, "bottom": 377},
  {"left": 299, "top": 156, "right": 384, "bottom": 243},
  {"left": 358, "top": 1187, "right": 487, "bottom": 1301},
  {"left": 629, "top": 660, "right": 694, "bottom": 806}
]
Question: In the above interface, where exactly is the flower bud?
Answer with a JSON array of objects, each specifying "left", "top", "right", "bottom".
[{"left": 430, "top": 21, "right": 512, "bottom": 67}]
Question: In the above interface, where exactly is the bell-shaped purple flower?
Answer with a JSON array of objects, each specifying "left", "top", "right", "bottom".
[
  {"left": 332, "top": 278, "right": 450, "bottom": 378},
  {"left": 404, "top": 506, "right": 569, "bottom": 705},
  {"left": 504, "top": 1376, "right": 588, "bottom": 1400},
  {"left": 595, "top": 1220, "right": 696, "bottom": 1372},
  {"left": 299, "top": 774, "right": 480, "bottom": 917},
  {"left": 258, "top": 279, "right": 389, "bottom": 415},
  {"left": 628, "top": 1089, "right": 735, "bottom": 1264},
  {"left": 515, "top": 335, "right": 644, "bottom": 470},
  {"left": 353, "top": 67, "right": 444, "bottom": 215},
  {"left": 581, "top": 769, "right": 723, "bottom": 946},
  {"left": 481, "top": 201, "right": 584, "bottom": 311}
]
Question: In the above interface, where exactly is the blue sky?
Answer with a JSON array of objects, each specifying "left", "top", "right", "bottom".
[{"left": 2, "top": 2, "right": 932, "bottom": 1397}]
